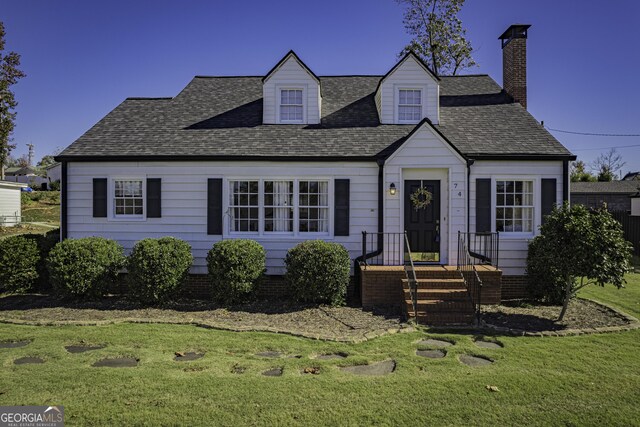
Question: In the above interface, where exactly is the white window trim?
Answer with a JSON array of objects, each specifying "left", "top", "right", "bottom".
[
  {"left": 223, "top": 177, "right": 333, "bottom": 238},
  {"left": 490, "top": 176, "right": 539, "bottom": 239},
  {"left": 107, "top": 177, "right": 147, "bottom": 222},
  {"left": 394, "top": 84, "right": 427, "bottom": 124},
  {"left": 276, "top": 85, "right": 307, "bottom": 124}
]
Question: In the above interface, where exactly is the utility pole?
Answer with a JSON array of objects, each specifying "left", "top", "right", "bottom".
[{"left": 27, "top": 143, "right": 34, "bottom": 166}]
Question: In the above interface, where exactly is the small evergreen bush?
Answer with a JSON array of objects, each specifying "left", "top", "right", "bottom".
[
  {"left": 0, "top": 235, "right": 40, "bottom": 293},
  {"left": 285, "top": 240, "right": 350, "bottom": 306},
  {"left": 207, "top": 239, "right": 266, "bottom": 304},
  {"left": 47, "top": 237, "right": 126, "bottom": 299},
  {"left": 127, "top": 237, "right": 193, "bottom": 304}
]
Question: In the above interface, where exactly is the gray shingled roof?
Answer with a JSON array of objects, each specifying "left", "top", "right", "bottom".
[
  {"left": 58, "top": 74, "right": 573, "bottom": 160},
  {"left": 571, "top": 181, "right": 640, "bottom": 194}
]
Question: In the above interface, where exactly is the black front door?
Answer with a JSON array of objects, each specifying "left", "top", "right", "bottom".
[{"left": 404, "top": 180, "right": 441, "bottom": 262}]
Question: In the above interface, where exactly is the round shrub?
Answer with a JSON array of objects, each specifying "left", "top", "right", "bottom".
[
  {"left": 47, "top": 237, "right": 126, "bottom": 299},
  {"left": 284, "top": 240, "right": 350, "bottom": 306},
  {"left": 127, "top": 237, "right": 193, "bottom": 304},
  {"left": 207, "top": 239, "right": 266, "bottom": 304},
  {"left": 0, "top": 235, "right": 40, "bottom": 293}
]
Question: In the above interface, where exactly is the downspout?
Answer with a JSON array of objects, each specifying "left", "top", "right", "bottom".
[
  {"left": 562, "top": 160, "right": 569, "bottom": 203},
  {"left": 61, "top": 161, "right": 68, "bottom": 241},
  {"left": 466, "top": 159, "right": 475, "bottom": 233}
]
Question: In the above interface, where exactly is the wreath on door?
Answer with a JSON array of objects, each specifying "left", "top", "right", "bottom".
[{"left": 410, "top": 186, "right": 433, "bottom": 211}]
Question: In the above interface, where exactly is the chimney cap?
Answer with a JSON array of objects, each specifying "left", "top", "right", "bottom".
[{"left": 499, "top": 24, "right": 531, "bottom": 45}]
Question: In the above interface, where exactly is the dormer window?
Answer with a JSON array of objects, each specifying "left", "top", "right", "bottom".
[
  {"left": 279, "top": 88, "right": 304, "bottom": 123},
  {"left": 398, "top": 89, "right": 422, "bottom": 123}
]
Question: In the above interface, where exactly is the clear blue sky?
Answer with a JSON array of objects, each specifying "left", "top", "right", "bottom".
[{"left": 3, "top": 0, "right": 640, "bottom": 174}]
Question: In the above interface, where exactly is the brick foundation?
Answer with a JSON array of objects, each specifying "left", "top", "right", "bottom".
[
  {"left": 501, "top": 275, "right": 530, "bottom": 300},
  {"left": 116, "top": 274, "right": 356, "bottom": 302}
]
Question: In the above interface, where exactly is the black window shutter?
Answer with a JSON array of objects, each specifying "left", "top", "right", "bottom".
[
  {"left": 334, "top": 179, "right": 350, "bottom": 236},
  {"left": 207, "top": 178, "right": 223, "bottom": 235},
  {"left": 147, "top": 178, "right": 161, "bottom": 218},
  {"left": 476, "top": 178, "right": 491, "bottom": 232},
  {"left": 541, "top": 178, "right": 557, "bottom": 224},
  {"left": 93, "top": 178, "right": 108, "bottom": 218}
]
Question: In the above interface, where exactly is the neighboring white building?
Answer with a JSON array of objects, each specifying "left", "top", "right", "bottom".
[
  {"left": 55, "top": 25, "right": 575, "bottom": 300},
  {"left": 44, "top": 162, "right": 62, "bottom": 185},
  {"left": 0, "top": 181, "right": 27, "bottom": 226}
]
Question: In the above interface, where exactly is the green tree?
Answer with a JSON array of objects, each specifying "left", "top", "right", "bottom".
[
  {"left": 0, "top": 21, "right": 26, "bottom": 180},
  {"left": 570, "top": 160, "right": 596, "bottom": 182},
  {"left": 396, "top": 0, "right": 476, "bottom": 76},
  {"left": 527, "top": 203, "right": 632, "bottom": 321},
  {"left": 37, "top": 154, "right": 56, "bottom": 168}
]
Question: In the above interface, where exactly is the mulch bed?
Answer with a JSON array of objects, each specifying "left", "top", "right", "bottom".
[
  {"left": 0, "top": 294, "right": 407, "bottom": 342},
  {"left": 482, "top": 298, "right": 632, "bottom": 332}
]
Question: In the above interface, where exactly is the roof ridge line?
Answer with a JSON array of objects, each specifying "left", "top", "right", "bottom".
[{"left": 126, "top": 97, "right": 173, "bottom": 100}]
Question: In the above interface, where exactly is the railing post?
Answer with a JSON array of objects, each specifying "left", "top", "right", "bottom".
[{"left": 361, "top": 231, "right": 367, "bottom": 266}]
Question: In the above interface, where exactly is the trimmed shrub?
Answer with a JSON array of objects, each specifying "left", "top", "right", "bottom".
[
  {"left": 0, "top": 229, "right": 60, "bottom": 293},
  {"left": 47, "top": 237, "right": 126, "bottom": 299},
  {"left": 127, "top": 237, "right": 193, "bottom": 304},
  {"left": 207, "top": 239, "right": 266, "bottom": 304},
  {"left": 0, "top": 235, "right": 40, "bottom": 293},
  {"left": 285, "top": 240, "right": 350, "bottom": 306}
]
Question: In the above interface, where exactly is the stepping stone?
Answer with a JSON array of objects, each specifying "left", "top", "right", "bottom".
[
  {"left": 262, "top": 367, "right": 283, "bottom": 377},
  {"left": 92, "top": 357, "right": 138, "bottom": 368},
  {"left": 0, "top": 340, "right": 30, "bottom": 349},
  {"left": 174, "top": 352, "right": 204, "bottom": 362},
  {"left": 417, "top": 339, "right": 453, "bottom": 348},
  {"left": 315, "top": 352, "right": 348, "bottom": 360},
  {"left": 231, "top": 364, "right": 246, "bottom": 374},
  {"left": 459, "top": 354, "right": 493, "bottom": 367},
  {"left": 14, "top": 356, "right": 44, "bottom": 365},
  {"left": 340, "top": 360, "right": 396, "bottom": 376},
  {"left": 256, "top": 351, "right": 282, "bottom": 358},
  {"left": 65, "top": 345, "right": 105, "bottom": 354},
  {"left": 474, "top": 340, "right": 502, "bottom": 349},
  {"left": 416, "top": 349, "right": 446, "bottom": 359}
]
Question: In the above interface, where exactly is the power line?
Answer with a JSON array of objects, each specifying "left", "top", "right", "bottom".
[
  {"left": 570, "top": 143, "right": 640, "bottom": 151},
  {"left": 545, "top": 126, "right": 640, "bottom": 137}
]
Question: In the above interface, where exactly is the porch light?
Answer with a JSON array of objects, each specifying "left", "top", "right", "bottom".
[{"left": 389, "top": 183, "right": 397, "bottom": 195}]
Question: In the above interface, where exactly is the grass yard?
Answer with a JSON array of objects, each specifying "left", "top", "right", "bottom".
[
  {"left": 0, "top": 191, "right": 59, "bottom": 238},
  {"left": 0, "top": 274, "right": 639, "bottom": 425}
]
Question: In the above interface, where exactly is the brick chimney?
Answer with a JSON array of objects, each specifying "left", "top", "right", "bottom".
[{"left": 499, "top": 24, "right": 531, "bottom": 109}]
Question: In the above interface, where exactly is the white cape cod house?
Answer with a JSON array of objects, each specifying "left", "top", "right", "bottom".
[{"left": 56, "top": 25, "right": 574, "bottom": 322}]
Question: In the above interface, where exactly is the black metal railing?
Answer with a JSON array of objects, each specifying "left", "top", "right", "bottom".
[
  {"left": 360, "top": 231, "right": 406, "bottom": 266},
  {"left": 403, "top": 232, "right": 419, "bottom": 320},
  {"left": 460, "top": 232, "right": 500, "bottom": 268},
  {"left": 360, "top": 231, "right": 419, "bottom": 320},
  {"left": 457, "top": 231, "right": 491, "bottom": 325}
]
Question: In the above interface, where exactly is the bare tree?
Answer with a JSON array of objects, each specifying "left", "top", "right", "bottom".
[
  {"left": 590, "top": 149, "right": 626, "bottom": 182},
  {"left": 396, "top": 0, "right": 476, "bottom": 76}
]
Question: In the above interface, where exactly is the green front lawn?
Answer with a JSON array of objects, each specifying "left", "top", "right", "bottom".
[{"left": 1, "top": 275, "right": 639, "bottom": 425}]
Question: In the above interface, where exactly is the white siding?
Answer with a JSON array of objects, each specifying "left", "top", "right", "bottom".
[
  {"left": 263, "top": 55, "right": 321, "bottom": 124},
  {"left": 470, "top": 160, "right": 564, "bottom": 275},
  {"left": 66, "top": 161, "right": 378, "bottom": 274},
  {"left": 0, "top": 184, "right": 24, "bottom": 226},
  {"left": 377, "top": 55, "right": 439, "bottom": 124},
  {"left": 384, "top": 125, "right": 467, "bottom": 265}
]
